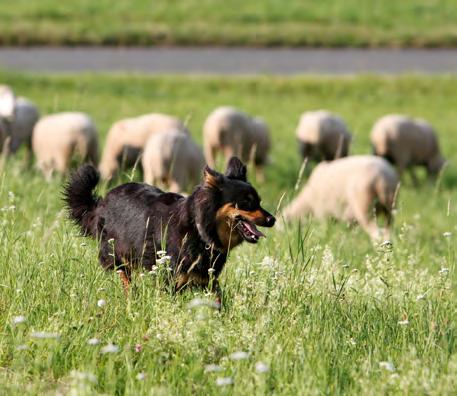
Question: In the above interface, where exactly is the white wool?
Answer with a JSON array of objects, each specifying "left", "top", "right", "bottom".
[
  {"left": 142, "top": 130, "right": 205, "bottom": 193},
  {"left": 99, "top": 113, "right": 188, "bottom": 180},
  {"left": 32, "top": 112, "right": 98, "bottom": 179},
  {"left": 282, "top": 155, "right": 399, "bottom": 241}
]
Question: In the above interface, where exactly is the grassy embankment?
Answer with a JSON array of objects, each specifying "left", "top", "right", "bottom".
[{"left": 1, "top": 0, "right": 457, "bottom": 47}]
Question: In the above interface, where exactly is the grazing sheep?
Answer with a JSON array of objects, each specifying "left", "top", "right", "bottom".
[
  {"left": 282, "top": 155, "right": 399, "bottom": 241},
  {"left": 203, "top": 106, "right": 270, "bottom": 179},
  {"left": 99, "top": 113, "right": 188, "bottom": 180},
  {"left": 32, "top": 112, "right": 98, "bottom": 179},
  {"left": 0, "top": 85, "right": 39, "bottom": 156},
  {"left": 142, "top": 130, "right": 205, "bottom": 193},
  {"left": 370, "top": 114, "right": 446, "bottom": 184},
  {"left": 295, "top": 110, "right": 351, "bottom": 163}
]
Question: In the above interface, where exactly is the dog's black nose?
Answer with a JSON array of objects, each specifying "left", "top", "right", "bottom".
[{"left": 265, "top": 215, "right": 276, "bottom": 227}]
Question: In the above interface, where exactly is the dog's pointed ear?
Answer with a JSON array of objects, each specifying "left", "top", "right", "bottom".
[
  {"left": 203, "top": 165, "right": 223, "bottom": 189},
  {"left": 225, "top": 156, "right": 247, "bottom": 181}
]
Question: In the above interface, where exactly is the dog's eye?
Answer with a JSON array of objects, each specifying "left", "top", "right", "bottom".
[{"left": 241, "top": 199, "right": 254, "bottom": 209}]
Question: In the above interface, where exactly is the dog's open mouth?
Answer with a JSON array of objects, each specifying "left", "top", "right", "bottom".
[{"left": 235, "top": 216, "right": 265, "bottom": 243}]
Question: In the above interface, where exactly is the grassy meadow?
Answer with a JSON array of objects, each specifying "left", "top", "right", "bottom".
[
  {"left": 0, "top": 72, "right": 456, "bottom": 394},
  {"left": 1, "top": 0, "right": 457, "bottom": 47}
]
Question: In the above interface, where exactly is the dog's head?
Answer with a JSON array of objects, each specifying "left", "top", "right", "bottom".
[{"left": 195, "top": 157, "right": 275, "bottom": 252}]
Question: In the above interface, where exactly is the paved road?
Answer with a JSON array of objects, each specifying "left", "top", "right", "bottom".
[{"left": 0, "top": 47, "right": 456, "bottom": 74}]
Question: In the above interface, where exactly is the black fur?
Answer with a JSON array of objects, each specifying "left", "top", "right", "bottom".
[
  {"left": 63, "top": 157, "right": 275, "bottom": 292},
  {"left": 63, "top": 164, "right": 100, "bottom": 236}
]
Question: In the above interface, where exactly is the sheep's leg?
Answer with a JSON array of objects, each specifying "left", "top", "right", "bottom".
[
  {"left": 409, "top": 167, "right": 420, "bottom": 187},
  {"left": 143, "top": 167, "right": 155, "bottom": 185},
  {"left": 204, "top": 143, "right": 217, "bottom": 168},
  {"left": 255, "top": 165, "right": 265, "bottom": 182},
  {"left": 350, "top": 189, "right": 380, "bottom": 241},
  {"left": 9, "top": 136, "right": 21, "bottom": 154},
  {"left": 87, "top": 141, "right": 99, "bottom": 166},
  {"left": 223, "top": 146, "right": 235, "bottom": 167},
  {"left": 169, "top": 179, "right": 181, "bottom": 193},
  {"left": 54, "top": 153, "right": 69, "bottom": 175}
]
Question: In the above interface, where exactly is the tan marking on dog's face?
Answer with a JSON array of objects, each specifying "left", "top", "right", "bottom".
[
  {"left": 215, "top": 203, "right": 243, "bottom": 252},
  {"left": 235, "top": 208, "right": 269, "bottom": 226}
]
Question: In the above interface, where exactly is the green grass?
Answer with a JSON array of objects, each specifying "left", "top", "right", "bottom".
[
  {"left": 0, "top": 71, "right": 456, "bottom": 394},
  {"left": 1, "top": 0, "right": 457, "bottom": 47}
]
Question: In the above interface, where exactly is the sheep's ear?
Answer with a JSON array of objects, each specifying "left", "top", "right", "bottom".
[
  {"left": 203, "top": 166, "right": 223, "bottom": 189},
  {"left": 225, "top": 156, "right": 247, "bottom": 181}
]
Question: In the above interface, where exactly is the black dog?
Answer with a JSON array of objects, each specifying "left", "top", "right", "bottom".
[{"left": 64, "top": 157, "right": 275, "bottom": 298}]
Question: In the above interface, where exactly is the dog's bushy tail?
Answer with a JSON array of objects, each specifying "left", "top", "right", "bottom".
[{"left": 63, "top": 164, "right": 100, "bottom": 237}]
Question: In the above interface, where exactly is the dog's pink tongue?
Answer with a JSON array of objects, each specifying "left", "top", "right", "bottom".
[{"left": 244, "top": 221, "right": 265, "bottom": 238}]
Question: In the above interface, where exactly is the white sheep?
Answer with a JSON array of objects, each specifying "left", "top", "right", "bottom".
[
  {"left": 142, "top": 130, "right": 205, "bottom": 193},
  {"left": 295, "top": 110, "right": 351, "bottom": 163},
  {"left": 203, "top": 106, "right": 270, "bottom": 179},
  {"left": 370, "top": 114, "right": 446, "bottom": 184},
  {"left": 282, "top": 155, "right": 399, "bottom": 241},
  {"left": 99, "top": 113, "right": 188, "bottom": 180},
  {"left": 32, "top": 112, "right": 98, "bottom": 179},
  {"left": 0, "top": 85, "right": 39, "bottom": 156}
]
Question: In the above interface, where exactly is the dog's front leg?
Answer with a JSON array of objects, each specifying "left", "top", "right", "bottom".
[
  {"left": 212, "top": 279, "right": 223, "bottom": 309},
  {"left": 117, "top": 268, "right": 131, "bottom": 297}
]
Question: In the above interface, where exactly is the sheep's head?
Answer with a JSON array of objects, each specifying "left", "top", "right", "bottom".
[
  {"left": 0, "top": 85, "right": 15, "bottom": 120},
  {"left": 428, "top": 155, "right": 447, "bottom": 176}
]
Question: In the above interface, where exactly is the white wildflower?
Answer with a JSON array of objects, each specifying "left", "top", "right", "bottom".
[
  {"left": 156, "top": 256, "right": 171, "bottom": 265},
  {"left": 100, "top": 344, "right": 120, "bottom": 354},
  {"left": 443, "top": 232, "right": 452, "bottom": 238},
  {"left": 398, "top": 319, "right": 409, "bottom": 326},
  {"left": 187, "top": 298, "right": 220, "bottom": 310},
  {"left": 156, "top": 250, "right": 167, "bottom": 257},
  {"left": 208, "top": 268, "right": 216, "bottom": 274},
  {"left": 255, "top": 362, "right": 270, "bottom": 373},
  {"left": 204, "top": 364, "right": 223, "bottom": 373},
  {"left": 70, "top": 370, "right": 97, "bottom": 384},
  {"left": 97, "top": 299, "right": 106, "bottom": 308},
  {"left": 216, "top": 377, "right": 233, "bottom": 386},
  {"left": 136, "top": 372, "right": 146, "bottom": 381},
  {"left": 260, "top": 256, "right": 277, "bottom": 268},
  {"left": 12, "top": 315, "right": 26, "bottom": 325},
  {"left": 31, "top": 331, "right": 60, "bottom": 339},
  {"left": 380, "top": 240, "right": 393, "bottom": 248},
  {"left": 87, "top": 338, "right": 100, "bottom": 346},
  {"left": 229, "top": 351, "right": 249, "bottom": 361},
  {"left": 379, "top": 361, "right": 396, "bottom": 372},
  {"left": 439, "top": 267, "right": 449, "bottom": 276},
  {"left": 416, "top": 294, "right": 425, "bottom": 301}
]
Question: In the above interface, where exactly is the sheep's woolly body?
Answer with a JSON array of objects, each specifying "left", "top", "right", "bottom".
[
  {"left": 370, "top": 114, "right": 445, "bottom": 178},
  {"left": 0, "top": 84, "right": 39, "bottom": 154},
  {"left": 142, "top": 130, "right": 205, "bottom": 193},
  {"left": 203, "top": 106, "right": 270, "bottom": 171},
  {"left": 32, "top": 112, "right": 98, "bottom": 178},
  {"left": 99, "top": 113, "right": 187, "bottom": 179},
  {"left": 296, "top": 110, "right": 351, "bottom": 161},
  {"left": 282, "top": 155, "right": 399, "bottom": 240},
  {"left": 8, "top": 97, "right": 40, "bottom": 153}
]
